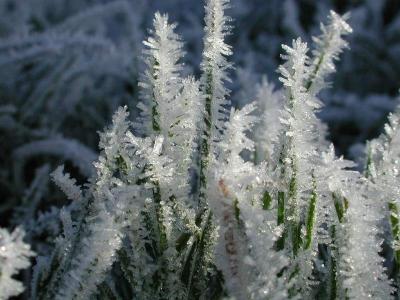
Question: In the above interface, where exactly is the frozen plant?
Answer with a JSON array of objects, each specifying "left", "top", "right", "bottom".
[
  {"left": 1, "top": 1, "right": 399, "bottom": 300},
  {"left": 366, "top": 104, "right": 400, "bottom": 290}
]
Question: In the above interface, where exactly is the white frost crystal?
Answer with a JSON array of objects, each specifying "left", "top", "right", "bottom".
[{"left": 0, "top": 228, "right": 34, "bottom": 300}]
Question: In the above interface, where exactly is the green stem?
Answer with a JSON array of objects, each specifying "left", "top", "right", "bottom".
[
  {"left": 287, "top": 163, "right": 301, "bottom": 257},
  {"left": 261, "top": 191, "right": 272, "bottom": 210},
  {"left": 198, "top": 67, "right": 213, "bottom": 205},
  {"left": 185, "top": 210, "right": 213, "bottom": 299},
  {"left": 151, "top": 59, "right": 161, "bottom": 132},
  {"left": 305, "top": 51, "right": 325, "bottom": 92},
  {"left": 331, "top": 193, "right": 349, "bottom": 299},
  {"left": 153, "top": 184, "right": 167, "bottom": 253},
  {"left": 305, "top": 30, "right": 335, "bottom": 93},
  {"left": 389, "top": 201, "right": 400, "bottom": 264},
  {"left": 277, "top": 191, "right": 285, "bottom": 250},
  {"left": 389, "top": 202, "right": 400, "bottom": 299},
  {"left": 333, "top": 193, "right": 348, "bottom": 224},
  {"left": 329, "top": 226, "right": 337, "bottom": 300},
  {"left": 41, "top": 197, "right": 92, "bottom": 299},
  {"left": 304, "top": 175, "right": 317, "bottom": 250}
]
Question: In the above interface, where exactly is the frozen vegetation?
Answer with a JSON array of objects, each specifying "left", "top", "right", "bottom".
[{"left": 1, "top": 0, "right": 400, "bottom": 299}]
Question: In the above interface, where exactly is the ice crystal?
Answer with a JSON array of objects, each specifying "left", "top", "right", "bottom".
[{"left": 0, "top": 228, "right": 35, "bottom": 300}]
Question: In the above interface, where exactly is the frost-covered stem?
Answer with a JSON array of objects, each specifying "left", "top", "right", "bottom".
[
  {"left": 140, "top": 11, "right": 185, "bottom": 261},
  {"left": 328, "top": 225, "right": 338, "bottom": 300},
  {"left": 277, "top": 190, "right": 286, "bottom": 250},
  {"left": 184, "top": 209, "right": 212, "bottom": 298},
  {"left": 153, "top": 185, "right": 168, "bottom": 253},
  {"left": 138, "top": 12, "right": 184, "bottom": 136},
  {"left": 287, "top": 163, "right": 301, "bottom": 257},
  {"left": 38, "top": 196, "right": 92, "bottom": 300},
  {"left": 36, "top": 107, "right": 144, "bottom": 300},
  {"left": 144, "top": 160, "right": 167, "bottom": 256},
  {"left": 304, "top": 174, "right": 317, "bottom": 250},
  {"left": 281, "top": 143, "right": 301, "bottom": 258},
  {"left": 329, "top": 193, "right": 348, "bottom": 299},
  {"left": 366, "top": 141, "right": 400, "bottom": 271},
  {"left": 151, "top": 60, "right": 161, "bottom": 133},
  {"left": 203, "top": 104, "right": 281, "bottom": 299},
  {"left": 253, "top": 78, "right": 284, "bottom": 164},
  {"left": 276, "top": 151, "right": 302, "bottom": 257},
  {"left": 335, "top": 180, "right": 392, "bottom": 299},
  {"left": 276, "top": 148, "right": 287, "bottom": 251},
  {"left": 185, "top": 0, "right": 233, "bottom": 291},
  {"left": 170, "top": 77, "right": 205, "bottom": 205},
  {"left": 278, "top": 36, "right": 336, "bottom": 296},
  {"left": 199, "top": 85, "right": 211, "bottom": 201},
  {"left": 365, "top": 144, "right": 374, "bottom": 179},
  {"left": 306, "top": 11, "right": 352, "bottom": 95},
  {"left": 277, "top": 38, "right": 309, "bottom": 257},
  {"left": 389, "top": 201, "right": 400, "bottom": 297},
  {"left": 389, "top": 202, "right": 400, "bottom": 264},
  {"left": 198, "top": 0, "right": 232, "bottom": 204},
  {"left": 305, "top": 52, "right": 324, "bottom": 91},
  {"left": 333, "top": 192, "right": 348, "bottom": 224},
  {"left": 198, "top": 67, "right": 213, "bottom": 204},
  {"left": 215, "top": 201, "right": 247, "bottom": 299}
]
